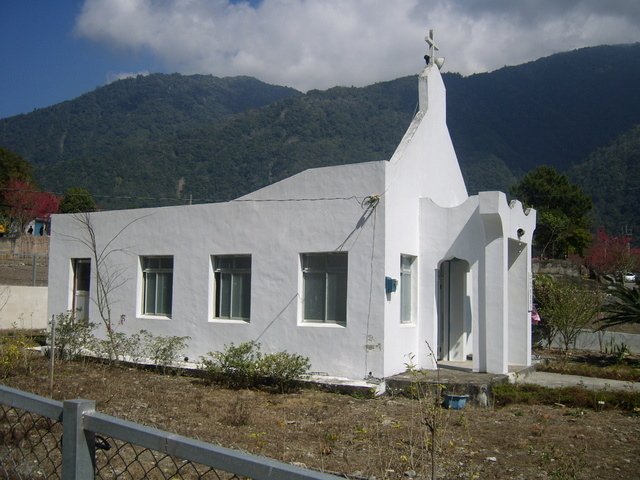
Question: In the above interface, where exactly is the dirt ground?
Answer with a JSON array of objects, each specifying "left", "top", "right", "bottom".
[
  {"left": 3, "top": 356, "right": 639, "bottom": 480},
  {"left": 0, "top": 255, "right": 48, "bottom": 286}
]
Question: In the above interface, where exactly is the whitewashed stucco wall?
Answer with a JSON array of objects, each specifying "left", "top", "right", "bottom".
[
  {"left": 381, "top": 63, "right": 469, "bottom": 376},
  {"left": 418, "top": 192, "right": 536, "bottom": 374},
  {"left": 48, "top": 162, "right": 387, "bottom": 380},
  {"left": 0, "top": 286, "right": 48, "bottom": 330},
  {"left": 419, "top": 196, "right": 483, "bottom": 369}
]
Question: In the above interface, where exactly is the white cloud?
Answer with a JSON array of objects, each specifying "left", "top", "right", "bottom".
[{"left": 75, "top": 0, "right": 640, "bottom": 91}]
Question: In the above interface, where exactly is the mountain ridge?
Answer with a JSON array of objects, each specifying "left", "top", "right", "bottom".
[{"left": 1, "top": 44, "right": 639, "bottom": 233}]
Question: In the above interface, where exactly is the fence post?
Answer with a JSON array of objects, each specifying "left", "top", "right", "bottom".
[
  {"left": 63, "top": 399, "right": 96, "bottom": 480},
  {"left": 49, "top": 315, "right": 55, "bottom": 398}
]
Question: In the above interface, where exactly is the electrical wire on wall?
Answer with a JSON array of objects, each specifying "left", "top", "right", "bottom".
[
  {"left": 0, "top": 187, "right": 370, "bottom": 208},
  {"left": 361, "top": 195, "right": 379, "bottom": 380}
]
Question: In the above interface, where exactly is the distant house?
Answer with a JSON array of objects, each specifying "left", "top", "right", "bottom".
[
  {"left": 25, "top": 218, "right": 50, "bottom": 237},
  {"left": 47, "top": 41, "right": 535, "bottom": 380}
]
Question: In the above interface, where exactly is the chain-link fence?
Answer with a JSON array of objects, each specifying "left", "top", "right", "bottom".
[
  {"left": 0, "top": 385, "right": 341, "bottom": 480},
  {"left": 93, "top": 435, "right": 238, "bottom": 479},
  {"left": 0, "top": 403, "right": 62, "bottom": 479}
]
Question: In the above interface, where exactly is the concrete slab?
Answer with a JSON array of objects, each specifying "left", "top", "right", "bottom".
[{"left": 385, "top": 364, "right": 529, "bottom": 405}]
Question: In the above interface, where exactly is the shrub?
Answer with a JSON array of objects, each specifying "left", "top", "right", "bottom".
[
  {"left": 144, "top": 333, "right": 190, "bottom": 373},
  {"left": 46, "top": 315, "right": 190, "bottom": 374},
  {"left": 92, "top": 332, "right": 129, "bottom": 363},
  {"left": 119, "top": 330, "right": 149, "bottom": 363},
  {"left": 49, "top": 312, "right": 96, "bottom": 360},
  {"left": 201, "top": 341, "right": 310, "bottom": 391},
  {"left": 258, "top": 351, "right": 311, "bottom": 393},
  {"left": 90, "top": 329, "right": 189, "bottom": 372},
  {"left": 534, "top": 275, "right": 603, "bottom": 351},
  {"left": 201, "top": 341, "right": 262, "bottom": 389},
  {"left": 0, "top": 332, "right": 37, "bottom": 378}
]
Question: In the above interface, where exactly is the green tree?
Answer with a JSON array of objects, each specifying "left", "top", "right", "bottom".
[
  {"left": 59, "top": 187, "right": 97, "bottom": 213},
  {"left": 534, "top": 275, "right": 603, "bottom": 352},
  {"left": 511, "top": 166, "right": 592, "bottom": 258},
  {"left": 0, "top": 146, "right": 32, "bottom": 187}
]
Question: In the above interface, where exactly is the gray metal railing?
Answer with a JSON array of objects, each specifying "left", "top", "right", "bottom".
[{"left": 0, "top": 385, "right": 342, "bottom": 480}]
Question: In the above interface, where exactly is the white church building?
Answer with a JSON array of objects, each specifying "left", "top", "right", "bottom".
[{"left": 47, "top": 36, "right": 536, "bottom": 381}]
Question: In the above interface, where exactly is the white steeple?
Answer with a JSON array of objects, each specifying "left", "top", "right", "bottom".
[{"left": 418, "top": 29, "right": 446, "bottom": 117}]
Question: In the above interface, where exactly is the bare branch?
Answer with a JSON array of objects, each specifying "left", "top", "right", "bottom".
[{"left": 56, "top": 210, "right": 151, "bottom": 362}]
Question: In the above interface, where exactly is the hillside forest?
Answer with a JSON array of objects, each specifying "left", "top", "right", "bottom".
[{"left": 1, "top": 44, "right": 640, "bottom": 257}]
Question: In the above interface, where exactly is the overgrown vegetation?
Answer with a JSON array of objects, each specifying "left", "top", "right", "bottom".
[
  {"left": 535, "top": 347, "right": 640, "bottom": 381},
  {"left": 0, "top": 330, "right": 37, "bottom": 378},
  {"left": 493, "top": 383, "right": 640, "bottom": 411},
  {"left": 257, "top": 350, "right": 312, "bottom": 393},
  {"left": 49, "top": 323, "right": 308, "bottom": 392},
  {"left": 200, "top": 341, "right": 310, "bottom": 393},
  {"left": 534, "top": 275, "right": 604, "bottom": 351}
]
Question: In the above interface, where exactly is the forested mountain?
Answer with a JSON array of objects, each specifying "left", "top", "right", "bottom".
[
  {"left": 447, "top": 43, "right": 640, "bottom": 193},
  {"left": 0, "top": 44, "right": 639, "bottom": 222},
  {"left": 0, "top": 74, "right": 300, "bottom": 207},
  {"left": 570, "top": 125, "right": 640, "bottom": 236}
]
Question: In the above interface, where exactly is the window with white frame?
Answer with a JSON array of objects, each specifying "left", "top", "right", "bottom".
[
  {"left": 213, "top": 255, "right": 251, "bottom": 320},
  {"left": 141, "top": 256, "right": 173, "bottom": 317},
  {"left": 400, "top": 255, "right": 416, "bottom": 323},
  {"left": 301, "top": 252, "right": 347, "bottom": 324}
]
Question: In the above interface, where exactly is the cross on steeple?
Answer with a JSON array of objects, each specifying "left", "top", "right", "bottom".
[{"left": 424, "top": 29, "right": 438, "bottom": 65}]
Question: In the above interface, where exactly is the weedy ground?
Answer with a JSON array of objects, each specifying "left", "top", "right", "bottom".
[
  {"left": 3, "top": 354, "right": 639, "bottom": 480},
  {"left": 535, "top": 347, "right": 640, "bottom": 382}
]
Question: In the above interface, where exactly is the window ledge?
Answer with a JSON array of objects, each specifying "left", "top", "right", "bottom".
[
  {"left": 138, "top": 314, "right": 172, "bottom": 321},
  {"left": 298, "top": 321, "right": 346, "bottom": 328},
  {"left": 209, "top": 318, "right": 250, "bottom": 325}
]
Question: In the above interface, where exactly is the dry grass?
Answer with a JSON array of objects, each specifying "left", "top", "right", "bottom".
[
  {"left": 536, "top": 349, "right": 640, "bottom": 382},
  {"left": 2, "top": 355, "right": 639, "bottom": 479}
]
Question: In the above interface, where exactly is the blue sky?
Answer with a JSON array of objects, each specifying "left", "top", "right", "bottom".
[
  {"left": 2, "top": 0, "right": 639, "bottom": 120},
  {"left": 0, "top": 1, "right": 160, "bottom": 118}
]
